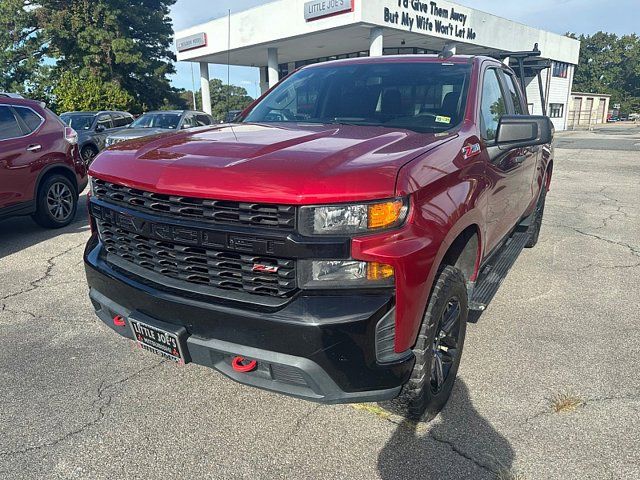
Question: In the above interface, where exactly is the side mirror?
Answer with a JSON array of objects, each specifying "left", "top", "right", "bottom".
[
  {"left": 95, "top": 124, "right": 106, "bottom": 133},
  {"left": 496, "top": 115, "right": 553, "bottom": 149}
]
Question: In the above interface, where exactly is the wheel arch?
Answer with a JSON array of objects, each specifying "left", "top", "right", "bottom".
[
  {"left": 34, "top": 164, "right": 79, "bottom": 199},
  {"left": 439, "top": 224, "right": 482, "bottom": 285}
]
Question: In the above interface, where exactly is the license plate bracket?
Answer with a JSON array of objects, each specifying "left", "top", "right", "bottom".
[{"left": 128, "top": 314, "right": 190, "bottom": 364}]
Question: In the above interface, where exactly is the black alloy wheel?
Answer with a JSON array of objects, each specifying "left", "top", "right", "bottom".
[{"left": 430, "top": 298, "right": 462, "bottom": 394}]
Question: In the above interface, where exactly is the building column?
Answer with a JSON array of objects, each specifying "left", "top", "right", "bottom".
[
  {"left": 369, "top": 27, "right": 384, "bottom": 56},
  {"left": 259, "top": 67, "right": 269, "bottom": 95},
  {"left": 267, "top": 47, "right": 279, "bottom": 89},
  {"left": 199, "top": 62, "right": 212, "bottom": 115}
]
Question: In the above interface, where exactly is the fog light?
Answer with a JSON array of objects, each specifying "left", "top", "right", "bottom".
[{"left": 298, "top": 260, "right": 394, "bottom": 288}]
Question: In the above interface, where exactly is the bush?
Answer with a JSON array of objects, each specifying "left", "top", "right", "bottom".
[{"left": 53, "top": 72, "right": 135, "bottom": 112}]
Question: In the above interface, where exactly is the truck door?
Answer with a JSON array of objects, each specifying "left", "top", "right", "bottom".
[
  {"left": 480, "top": 68, "right": 527, "bottom": 254},
  {"left": 500, "top": 70, "right": 540, "bottom": 217}
]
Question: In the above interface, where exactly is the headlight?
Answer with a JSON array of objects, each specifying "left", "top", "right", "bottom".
[
  {"left": 299, "top": 198, "right": 409, "bottom": 236},
  {"left": 298, "top": 260, "right": 394, "bottom": 289}
]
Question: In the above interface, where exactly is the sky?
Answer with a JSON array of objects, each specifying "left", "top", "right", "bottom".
[{"left": 168, "top": 0, "right": 638, "bottom": 95}]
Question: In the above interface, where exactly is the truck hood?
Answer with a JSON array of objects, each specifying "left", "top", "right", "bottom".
[{"left": 91, "top": 123, "right": 454, "bottom": 204}]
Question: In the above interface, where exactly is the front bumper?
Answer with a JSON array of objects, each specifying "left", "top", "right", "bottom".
[{"left": 85, "top": 236, "right": 414, "bottom": 404}]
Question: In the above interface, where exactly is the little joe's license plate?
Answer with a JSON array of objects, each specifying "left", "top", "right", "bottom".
[{"left": 129, "top": 318, "right": 187, "bottom": 364}]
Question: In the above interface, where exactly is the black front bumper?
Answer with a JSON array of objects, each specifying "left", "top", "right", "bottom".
[{"left": 85, "top": 236, "right": 414, "bottom": 404}]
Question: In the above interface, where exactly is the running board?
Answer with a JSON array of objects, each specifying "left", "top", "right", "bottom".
[{"left": 469, "top": 232, "right": 529, "bottom": 312}]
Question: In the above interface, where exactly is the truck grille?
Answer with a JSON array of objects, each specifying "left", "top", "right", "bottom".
[
  {"left": 96, "top": 218, "right": 297, "bottom": 297},
  {"left": 91, "top": 179, "right": 296, "bottom": 229}
]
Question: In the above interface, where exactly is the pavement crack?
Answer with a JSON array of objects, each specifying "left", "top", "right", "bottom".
[
  {"left": 549, "top": 223, "right": 640, "bottom": 258},
  {"left": 0, "top": 360, "right": 165, "bottom": 457},
  {"left": 288, "top": 404, "right": 322, "bottom": 435},
  {"left": 0, "top": 242, "right": 85, "bottom": 302},
  {"left": 427, "top": 429, "right": 498, "bottom": 475}
]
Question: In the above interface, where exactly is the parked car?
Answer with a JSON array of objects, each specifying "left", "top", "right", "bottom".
[
  {"left": 104, "top": 110, "right": 214, "bottom": 147},
  {"left": 222, "top": 110, "right": 242, "bottom": 123},
  {"left": 0, "top": 92, "right": 25, "bottom": 99},
  {"left": 0, "top": 97, "right": 87, "bottom": 228},
  {"left": 59, "top": 111, "right": 134, "bottom": 163},
  {"left": 85, "top": 55, "right": 553, "bottom": 419}
]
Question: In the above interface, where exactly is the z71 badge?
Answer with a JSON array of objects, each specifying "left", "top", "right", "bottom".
[{"left": 462, "top": 143, "right": 481, "bottom": 160}]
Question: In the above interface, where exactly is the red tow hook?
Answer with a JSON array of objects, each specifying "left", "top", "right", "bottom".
[
  {"left": 113, "top": 315, "right": 126, "bottom": 327},
  {"left": 232, "top": 356, "right": 258, "bottom": 373}
]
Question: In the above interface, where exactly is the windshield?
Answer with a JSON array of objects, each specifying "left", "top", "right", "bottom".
[
  {"left": 129, "top": 113, "right": 181, "bottom": 129},
  {"left": 60, "top": 114, "right": 95, "bottom": 130},
  {"left": 243, "top": 62, "right": 471, "bottom": 133}
]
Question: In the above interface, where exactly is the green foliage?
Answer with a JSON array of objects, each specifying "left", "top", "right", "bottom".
[
  {"left": 1, "top": 0, "right": 180, "bottom": 112},
  {"left": 37, "top": 0, "right": 179, "bottom": 112},
  {"left": 569, "top": 32, "right": 640, "bottom": 113},
  {"left": 0, "top": 0, "right": 45, "bottom": 94},
  {"left": 53, "top": 72, "right": 135, "bottom": 112},
  {"left": 195, "top": 79, "right": 254, "bottom": 121}
]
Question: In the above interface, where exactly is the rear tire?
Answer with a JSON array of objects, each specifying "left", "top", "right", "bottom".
[
  {"left": 525, "top": 185, "right": 547, "bottom": 248},
  {"left": 394, "top": 266, "right": 468, "bottom": 421},
  {"left": 32, "top": 174, "right": 78, "bottom": 228}
]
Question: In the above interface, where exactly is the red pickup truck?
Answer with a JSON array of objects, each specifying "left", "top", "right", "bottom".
[{"left": 84, "top": 54, "right": 553, "bottom": 420}]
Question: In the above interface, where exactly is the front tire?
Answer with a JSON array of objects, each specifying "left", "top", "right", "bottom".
[
  {"left": 32, "top": 174, "right": 78, "bottom": 228},
  {"left": 81, "top": 145, "right": 99, "bottom": 164},
  {"left": 394, "top": 266, "right": 468, "bottom": 421}
]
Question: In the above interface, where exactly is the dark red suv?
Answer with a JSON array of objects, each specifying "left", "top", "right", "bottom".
[{"left": 0, "top": 98, "right": 88, "bottom": 228}]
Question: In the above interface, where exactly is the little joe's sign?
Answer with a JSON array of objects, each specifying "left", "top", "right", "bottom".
[{"left": 304, "top": 0, "right": 353, "bottom": 21}]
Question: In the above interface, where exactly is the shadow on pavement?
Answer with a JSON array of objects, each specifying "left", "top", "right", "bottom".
[
  {"left": 0, "top": 194, "right": 90, "bottom": 260},
  {"left": 377, "top": 380, "right": 513, "bottom": 479}
]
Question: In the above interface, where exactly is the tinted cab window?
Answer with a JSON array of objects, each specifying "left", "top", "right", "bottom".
[
  {"left": 480, "top": 69, "right": 507, "bottom": 141},
  {"left": 503, "top": 73, "right": 525, "bottom": 115}
]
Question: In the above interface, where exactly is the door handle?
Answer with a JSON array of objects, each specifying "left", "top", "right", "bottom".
[
  {"left": 513, "top": 155, "right": 527, "bottom": 165},
  {"left": 26, "top": 144, "right": 42, "bottom": 152}
]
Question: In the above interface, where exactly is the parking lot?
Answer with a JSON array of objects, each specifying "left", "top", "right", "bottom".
[{"left": 1, "top": 125, "right": 639, "bottom": 479}]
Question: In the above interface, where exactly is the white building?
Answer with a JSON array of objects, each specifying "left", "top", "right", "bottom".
[{"left": 175, "top": 0, "right": 580, "bottom": 130}]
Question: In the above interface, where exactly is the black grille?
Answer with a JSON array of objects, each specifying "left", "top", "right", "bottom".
[
  {"left": 96, "top": 219, "right": 297, "bottom": 297},
  {"left": 92, "top": 179, "right": 296, "bottom": 229}
]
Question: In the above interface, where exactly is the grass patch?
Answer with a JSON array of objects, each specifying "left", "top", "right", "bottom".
[
  {"left": 352, "top": 403, "right": 392, "bottom": 420},
  {"left": 549, "top": 392, "right": 585, "bottom": 413}
]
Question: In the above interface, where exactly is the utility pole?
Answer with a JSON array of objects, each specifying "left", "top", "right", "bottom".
[{"left": 190, "top": 62, "right": 197, "bottom": 110}]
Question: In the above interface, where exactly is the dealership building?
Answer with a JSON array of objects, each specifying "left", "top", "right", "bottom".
[{"left": 175, "top": 0, "right": 580, "bottom": 130}]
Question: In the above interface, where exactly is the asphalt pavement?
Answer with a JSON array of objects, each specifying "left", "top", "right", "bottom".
[{"left": 1, "top": 124, "right": 639, "bottom": 479}]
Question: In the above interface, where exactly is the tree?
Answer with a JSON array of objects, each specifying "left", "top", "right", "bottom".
[
  {"left": 196, "top": 79, "right": 254, "bottom": 121},
  {"left": 569, "top": 32, "right": 640, "bottom": 114},
  {"left": 0, "top": 0, "right": 45, "bottom": 95},
  {"left": 37, "top": 0, "right": 180, "bottom": 112},
  {"left": 53, "top": 71, "right": 135, "bottom": 112}
]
